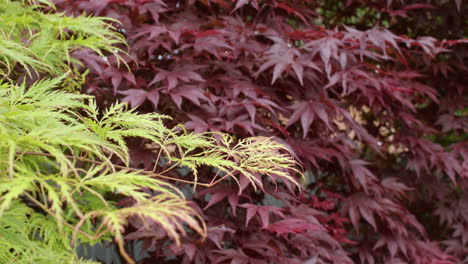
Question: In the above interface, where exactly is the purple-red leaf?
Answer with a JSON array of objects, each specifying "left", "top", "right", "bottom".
[{"left": 264, "top": 218, "right": 324, "bottom": 238}]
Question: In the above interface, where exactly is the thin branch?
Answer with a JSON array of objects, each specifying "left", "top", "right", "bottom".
[{"left": 16, "top": 151, "right": 218, "bottom": 187}]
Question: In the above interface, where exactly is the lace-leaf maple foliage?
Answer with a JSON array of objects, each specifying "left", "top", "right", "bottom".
[
  {"left": 52, "top": 0, "right": 467, "bottom": 263},
  {"left": 0, "top": 1, "right": 302, "bottom": 264}
]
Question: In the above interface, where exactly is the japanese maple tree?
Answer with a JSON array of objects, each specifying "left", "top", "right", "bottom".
[{"left": 51, "top": 0, "right": 467, "bottom": 263}]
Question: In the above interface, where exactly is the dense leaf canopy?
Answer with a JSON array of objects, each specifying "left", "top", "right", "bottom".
[{"left": 47, "top": 0, "right": 468, "bottom": 263}]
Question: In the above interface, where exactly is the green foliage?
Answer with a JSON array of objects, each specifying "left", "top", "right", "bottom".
[
  {"left": 171, "top": 134, "right": 302, "bottom": 191},
  {"left": 0, "top": 0, "right": 124, "bottom": 79},
  {"left": 0, "top": 1, "right": 301, "bottom": 263},
  {"left": 1, "top": 78, "right": 194, "bottom": 263},
  {"left": 0, "top": 201, "right": 97, "bottom": 264}
]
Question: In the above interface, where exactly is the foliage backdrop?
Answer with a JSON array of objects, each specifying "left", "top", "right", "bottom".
[{"left": 46, "top": 0, "right": 468, "bottom": 263}]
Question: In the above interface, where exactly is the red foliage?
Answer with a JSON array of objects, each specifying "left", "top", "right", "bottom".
[{"left": 53, "top": 0, "right": 467, "bottom": 263}]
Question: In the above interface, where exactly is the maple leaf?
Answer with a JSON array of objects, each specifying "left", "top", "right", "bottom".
[
  {"left": 119, "top": 88, "right": 160, "bottom": 108},
  {"left": 436, "top": 114, "right": 468, "bottom": 133},
  {"left": 132, "top": 25, "right": 167, "bottom": 40},
  {"left": 239, "top": 204, "right": 285, "bottom": 227},
  {"left": 264, "top": 218, "right": 324, "bottom": 238},
  {"left": 343, "top": 26, "right": 402, "bottom": 60},
  {"left": 240, "top": 98, "right": 281, "bottom": 125},
  {"left": 285, "top": 138, "right": 343, "bottom": 168},
  {"left": 137, "top": 1, "right": 168, "bottom": 22},
  {"left": 72, "top": 49, "right": 108, "bottom": 77},
  {"left": 75, "top": 0, "right": 112, "bottom": 15},
  {"left": 184, "top": 114, "right": 212, "bottom": 133},
  {"left": 149, "top": 64, "right": 205, "bottom": 90},
  {"left": 381, "top": 178, "right": 412, "bottom": 198},
  {"left": 302, "top": 35, "right": 342, "bottom": 76},
  {"left": 232, "top": 0, "right": 259, "bottom": 12},
  {"left": 166, "top": 85, "right": 209, "bottom": 109},
  {"left": 348, "top": 159, "right": 379, "bottom": 193},
  {"left": 208, "top": 226, "right": 236, "bottom": 249},
  {"left": 343, "top": 192, "right": 385, "bottom": 231},
  {"left": 222, "top": 113, "right": 267, "bottom": 135},
  {"left": 274, "top": 3, "right": 306, "bottom": 23},
  {"left": 200, "top": 186, "right": 245, "bottom": 215},
  {"left": 213, "top": 249, "right": 250, "bottom": 264},
  {"left": 104, "top": 66, "right": 136, "bottom": 93},
  {"left": 255, "top": 37, "right": 320, "bottom": 85},
  {"left": 187, "top": 30, "right": 233, "bottom": 59},
  {"left": 287, "top": 100, "right": 335, "bottom": 138}
]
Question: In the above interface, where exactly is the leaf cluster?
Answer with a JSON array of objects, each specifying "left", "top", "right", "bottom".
[{"left": 0, "top": 0, "right": 124, "bottom": 79}]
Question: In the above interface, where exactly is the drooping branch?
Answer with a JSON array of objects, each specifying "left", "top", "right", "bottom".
[{"left": 16, "top": 151, "right": 216, "bottom": 187}]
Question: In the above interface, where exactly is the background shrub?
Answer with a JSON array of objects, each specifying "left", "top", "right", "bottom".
[{"left": 46, "top": 0, "right": 468, "bottom": 263}]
